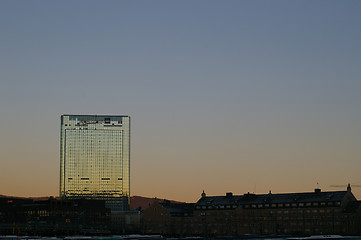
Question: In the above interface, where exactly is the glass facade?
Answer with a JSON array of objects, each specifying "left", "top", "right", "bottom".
[{"left": 60, "top": 115, "right": 130, "bottom": 212}]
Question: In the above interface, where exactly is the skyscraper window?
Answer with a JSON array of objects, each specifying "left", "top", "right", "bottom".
[{"left": 60, "top": 115, "right": 130, "bottom": 212}]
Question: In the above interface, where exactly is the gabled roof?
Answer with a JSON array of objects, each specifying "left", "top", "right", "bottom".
[
  {"left": 196, "top": 190, "right": 349, "bottom": 207},
  {"left": 160, "top": 202, "right": 195, "bottom": 214}
]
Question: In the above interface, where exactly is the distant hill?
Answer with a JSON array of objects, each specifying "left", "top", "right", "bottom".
[
  {"left": 0, "top": 194, "right": 182, "bottom": 210},
  {"left": 0, "top": 195, "right": 58, "bottom": 201},
  {"left": 130, "top": 196, "right": 184, "bottom": 210},
  {"left": 0, "top": 194, "right": 30, "bottom": 199}
]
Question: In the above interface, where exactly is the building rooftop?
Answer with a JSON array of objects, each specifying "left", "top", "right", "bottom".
[
  {"left": 160, "top": 201, "right": 195, "bottom": 215},
  {"left": 196, "top": 189, "right": 351, "bottom": 207}
]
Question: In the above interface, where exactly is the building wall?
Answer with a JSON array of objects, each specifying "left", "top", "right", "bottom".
[
  {"left": 111, "top": 210, "right": 141, "bottom": 234},
  {"left": 193, "top": 191, "right": 361, "bottom": 236},
  {"left": 0, "top": 198, "right": 111, "bottom": 236},
  {"left": 142, "top": 201, "right": 171, "bottom": 235},
  {"left": 193, "top": 206, "right": 358, "bottom": 237}
]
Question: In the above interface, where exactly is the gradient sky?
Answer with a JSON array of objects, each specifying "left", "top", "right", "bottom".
[{"left": 1, "top": 0, "right": 361, "bottom": 202}]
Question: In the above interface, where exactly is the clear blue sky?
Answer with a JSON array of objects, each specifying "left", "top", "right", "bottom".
[{"left": 1, "top": 0, "right": 361, "bottom": 202}]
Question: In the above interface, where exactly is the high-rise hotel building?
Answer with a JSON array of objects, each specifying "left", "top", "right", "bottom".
[{"left": 60, "top": 115, "right": 130, "bottom": 212}]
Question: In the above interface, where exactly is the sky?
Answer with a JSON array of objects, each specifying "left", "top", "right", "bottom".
[{"left": 1, "top": 0, "right": 361, "bottom": 203}]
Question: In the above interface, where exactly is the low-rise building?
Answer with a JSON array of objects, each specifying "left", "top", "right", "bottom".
[
  {"left": 194, "top": 185, "right": 361, "bottom": 236},
  {"left": 0, "top": 197, "right": 111, "bottom": 236},
  {"left": 142, "top": 186, "right": 361, "bottom": 237},
  {"left": 142, "top": 200, "right": 194, "bottom": 237}
]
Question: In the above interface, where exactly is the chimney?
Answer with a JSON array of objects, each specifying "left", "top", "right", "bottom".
[
  {"left": 226, "top": 192, "right": 233, "bottom": 198},
  {"left": 314, "top": 188, "right": 321, "bottom": 194}
]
